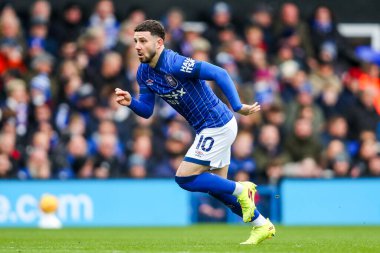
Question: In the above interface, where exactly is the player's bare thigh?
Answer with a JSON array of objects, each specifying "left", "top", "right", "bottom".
[
  {"left": 176, "top": 162, "right": 229, "bottom": 178},
  {"left": 210, "top": 165, "right": 229, "bottom": 178},
  {"left": 176, "top": 161, "right": 210, "bottom": 176}
]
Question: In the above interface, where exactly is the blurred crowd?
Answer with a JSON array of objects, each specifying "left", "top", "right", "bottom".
[{"left": 0, "top": 0, "right": 379, "bottom": 184}]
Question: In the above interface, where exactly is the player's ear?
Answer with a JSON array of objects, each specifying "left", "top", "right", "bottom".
[{"left": 156, "top": 37, "right": 164, "bottom": 48}]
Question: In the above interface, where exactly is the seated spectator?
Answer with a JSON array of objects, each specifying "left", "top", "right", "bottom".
[
  {"left": 357, "top": 62, "right": 380, "bottom": 115},
  {"left": 1, "top": 79, "right": 30, "bottom": 138},
  {"left": 274, "top": 3, "right": 313, "bottom": 63},
  {"left": 367, "top": 156, "right": 380, "bottom": 177},
  {"left": 29, "top": 52, "right": 55, "bottom": 106},
  {"left": 128, "top": 153, "right": 148, "bottom": 179},
  {"left": 229, "top": 130, "right": 256, "bottom": 181},
  {"left": 345, "top": 86, "right": 380, "bottom": 140},
  {"left": 254, "top": 124, "right": 289, "bottom": 182},
  {"left": 193, "top": 192, "right": 227, "bottom": 223},
  {"left": 65, "top": 134, "right": 93, "bottom": 178},
  {"left": 93, "top": 133, "right": 123, "bottom": 179},
  {"left": 309, "top": 5, "right": 358, "bottom": 68},
  {"left": 0, "top": 131, "right": 22, "bottom": 171},
  {"left": 309, "top": 60, "right": 342, "bottom": 99},
  {"left": 351, "top": 138, "right": 378, "bottom": 177},
  {"left": 285, "top": 85, "right": 325, "bottom": 135},
  {"left": 0, "top": 153, "right": 16, "bottom": 179},
  {"left": 330, "top": 152, "right": 351, "bottom": 178},
  {"left": 284, "top": 118, "right": 323, "bottom": 163},
  {"left": 265, "top": 158, "right": 284, "bottom": 185},
  {"left": 18, "top": 148, "right": 51, "bottom": 179},
  {"left": 88, "top": 0, "right": 119, "bottom": 49},
  {"left": 27, "top": 17, "right": 57, "bottom": 56}
]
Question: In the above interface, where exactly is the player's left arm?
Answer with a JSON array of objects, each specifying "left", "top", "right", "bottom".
[
  {"left": 200, "top": 62, "right": 260, "bottom": 115},
  {"left": 172, "top": 55, "right": 260, "bottom": 115}
]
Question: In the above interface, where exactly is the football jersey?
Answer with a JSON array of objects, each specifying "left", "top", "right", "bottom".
[{"left": 136, "top": 49, "right": 233, "bottom": 133}]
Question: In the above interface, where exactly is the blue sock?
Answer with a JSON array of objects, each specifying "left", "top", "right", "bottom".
[
  {"left": 252, "top": 209, "right": 261, "bottom": 221},
  {"left": 175, "top": 173, "right": 236, "bottom": 195},
  {"left": 210, "top": 193, "right": 261, "bottom": 221}
]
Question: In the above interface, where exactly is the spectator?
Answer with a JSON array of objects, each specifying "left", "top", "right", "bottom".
[
  {"left": 329, "top": 152, "right": 351, "bottom": 178},
  {"left": 65, "top": 134, "right": 93, "bottom": 178},
  {"left": 0, "top": 131, "right": 20, "bottom": 175},
  {"left": 274, "top": 3, "right": 314, "bottom": 62},
  {"left": 309, "top": 5, "right": 358, "bottom": 67},
  {"left": 247, "top": 4, "right": 274, "bottom": 54},
  {"left": 19, "top": 148, "right": 51, "bottom": 179},
  {"left": 163, "top": 7, "right": 185, "bottom": 52},
  {"left": 0, "top": 15, "right": 26, "bottom": 75},
  {"left": 204, "top": 1, "right": 234, "bottom": 47},
  {"left": 93, "top": 133, "right": 122, "bottom": 178},
  {"left": 284, "top": 118, "right": 323, "bottom": 163},
  {"left": 28, "top": 17, "right": 57, "bottom": 56},
  {"left": 345, "top": 86, "right": 380, "bottom": 140},
  {"left": 0, "top": 153, "right": 15, "bottom": 179},
  {"left": 309, "top": 60, "right": 342, "bottom": 99},
  {"left": 88, "top": 0, "right": 119, "bottom": 49},
  {"left": 193, "top": 192, "right": 227, "bottom": 223},
  {"left": 29, "top": 52, "right": 55, "bottom": 105},
  {"left": 128, "top": 153, "right": 147, "bottom": 178},
  {"left": 368, "top": 156, "right": 380, "bottom": 177},
  {"left": 351, "top": 138, "right": 378, "bottom": 177},
  {"left": 254, "top": 124, "right": 289, "bottom": 182},
  {"left": 1, "top": 79, "right": 30, "bottom": 138},
  {"left": 229, "top": 130, "right": 256, "bottom": 181},
  {"left": 52, "top": 2, "right": 85, "bottom": 46},
  {"left": 29, "top": 0, "right": 51, "bottom": 22},
  {"left": 285, "top": 84, "right": 325, "bottom": 135}
]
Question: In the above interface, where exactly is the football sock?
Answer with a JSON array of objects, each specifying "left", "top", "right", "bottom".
[
  {"left": 251, "top": 210, "right": 267, "bottom": 226},
  {"left": 175, "top": 173, "right": 237, "bottom": 195},
  {"left": 210, "top": 194, "right": 266, "bottom": 224},
  {"left": 232, "top": 182, "right": 244, "bottom": 196}
]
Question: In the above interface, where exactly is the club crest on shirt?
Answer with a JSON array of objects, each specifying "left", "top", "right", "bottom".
[
  {"left": 146, "top": 79, "right": 154, "bottom": 85},
  {"left": 164, "top": 74, "right": 178, "bottom": 88}
]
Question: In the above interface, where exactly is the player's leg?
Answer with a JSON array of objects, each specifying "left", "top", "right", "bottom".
[
  {"left": 175, "top": 161, "right": 257, "bottom": 223},
  {"left": 210, "top": 166, "right": 268, "bottom": 226},
  {"left": 210, "top": 166, "right": 276, "bottom": 245},
  {"left": 174, "top": 161, "right": 244, "bottom": 197}
]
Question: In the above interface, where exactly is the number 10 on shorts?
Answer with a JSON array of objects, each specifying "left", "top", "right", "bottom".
[{"left": 196, "top": 135, "right": 214, "bottom": 152}]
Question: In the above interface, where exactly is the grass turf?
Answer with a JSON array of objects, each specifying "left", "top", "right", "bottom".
[{"left": 1, "top": 225, "right": 380, "bottom": 253}]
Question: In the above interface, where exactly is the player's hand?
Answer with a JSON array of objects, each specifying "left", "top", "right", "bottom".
[
  {"left": 237, "top": 102, "right": 261, "bottom": 116},
  {"left": 115, "top": 88, "right": 132, "bottom": 106}
]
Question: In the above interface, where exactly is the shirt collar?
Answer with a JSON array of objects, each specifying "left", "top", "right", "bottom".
[{"left": 154, "top": 48, "right": 167, "bottom": 71}]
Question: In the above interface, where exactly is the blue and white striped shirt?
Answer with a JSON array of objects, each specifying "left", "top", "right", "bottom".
[{"left": 134, "top": 49, "right": 241, "bottom": 133}]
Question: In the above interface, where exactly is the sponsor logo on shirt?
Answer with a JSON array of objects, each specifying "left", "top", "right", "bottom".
[
  {"left": 180, "top": 58, "right": 195, "bottom": 73},
  {"left": 146, "top": 79, "right": 154, "bottom": 85},
  {"left": 157, "top": 88, "right": 187, "bottom": 105},
  {"left": 195, "top": 150, "right": 204, "bottom": 157},
  {"left": 164, "top": 74, "right": 178, "bottom": 88}
]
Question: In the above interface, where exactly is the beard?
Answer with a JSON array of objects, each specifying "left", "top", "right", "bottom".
[{"left": 139, "top": 49, "right": 156, "bottom": 63}]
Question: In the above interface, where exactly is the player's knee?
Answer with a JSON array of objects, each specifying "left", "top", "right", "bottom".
[{"left": 175, "top": 175, "right": 198, "bottom": 192}]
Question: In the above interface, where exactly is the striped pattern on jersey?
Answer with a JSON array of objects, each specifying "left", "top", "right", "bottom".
[{"left": 136, "top": 49, "right": 233, "bottom": 133}]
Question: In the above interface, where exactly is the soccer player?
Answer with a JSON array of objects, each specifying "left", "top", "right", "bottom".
[{"left": 115, "top": 20, "right": 275, "bottom": 245}]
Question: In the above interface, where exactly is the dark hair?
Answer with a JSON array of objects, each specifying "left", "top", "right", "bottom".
[{"left": 134, "top": 20, "right": 165, "bottom": 40}]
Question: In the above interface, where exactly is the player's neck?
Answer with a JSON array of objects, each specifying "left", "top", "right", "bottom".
[{"left": 149, "top": 46, "right": 165, "bottom": 68}]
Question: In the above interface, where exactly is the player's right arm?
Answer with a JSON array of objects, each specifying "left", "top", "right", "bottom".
[{"left": 114, "top": 70, "right": 155, "bottom": 119}]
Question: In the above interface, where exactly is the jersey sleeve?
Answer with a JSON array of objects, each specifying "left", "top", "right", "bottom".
[
  {"left": 170, "top": 54, "right": 202, "bottom": 78},
  {"left": 128, "top": 68, "right": 155, "bottom": 118}
]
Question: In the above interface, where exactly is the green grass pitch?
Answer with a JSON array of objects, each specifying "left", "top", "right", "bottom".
[{"left": 1, "top": 225, "right": 380, "bottom": 253}]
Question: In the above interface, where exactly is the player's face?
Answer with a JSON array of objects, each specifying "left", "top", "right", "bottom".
[{"left": 134, "top": 31, "right": 158, "bottom": 63}]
